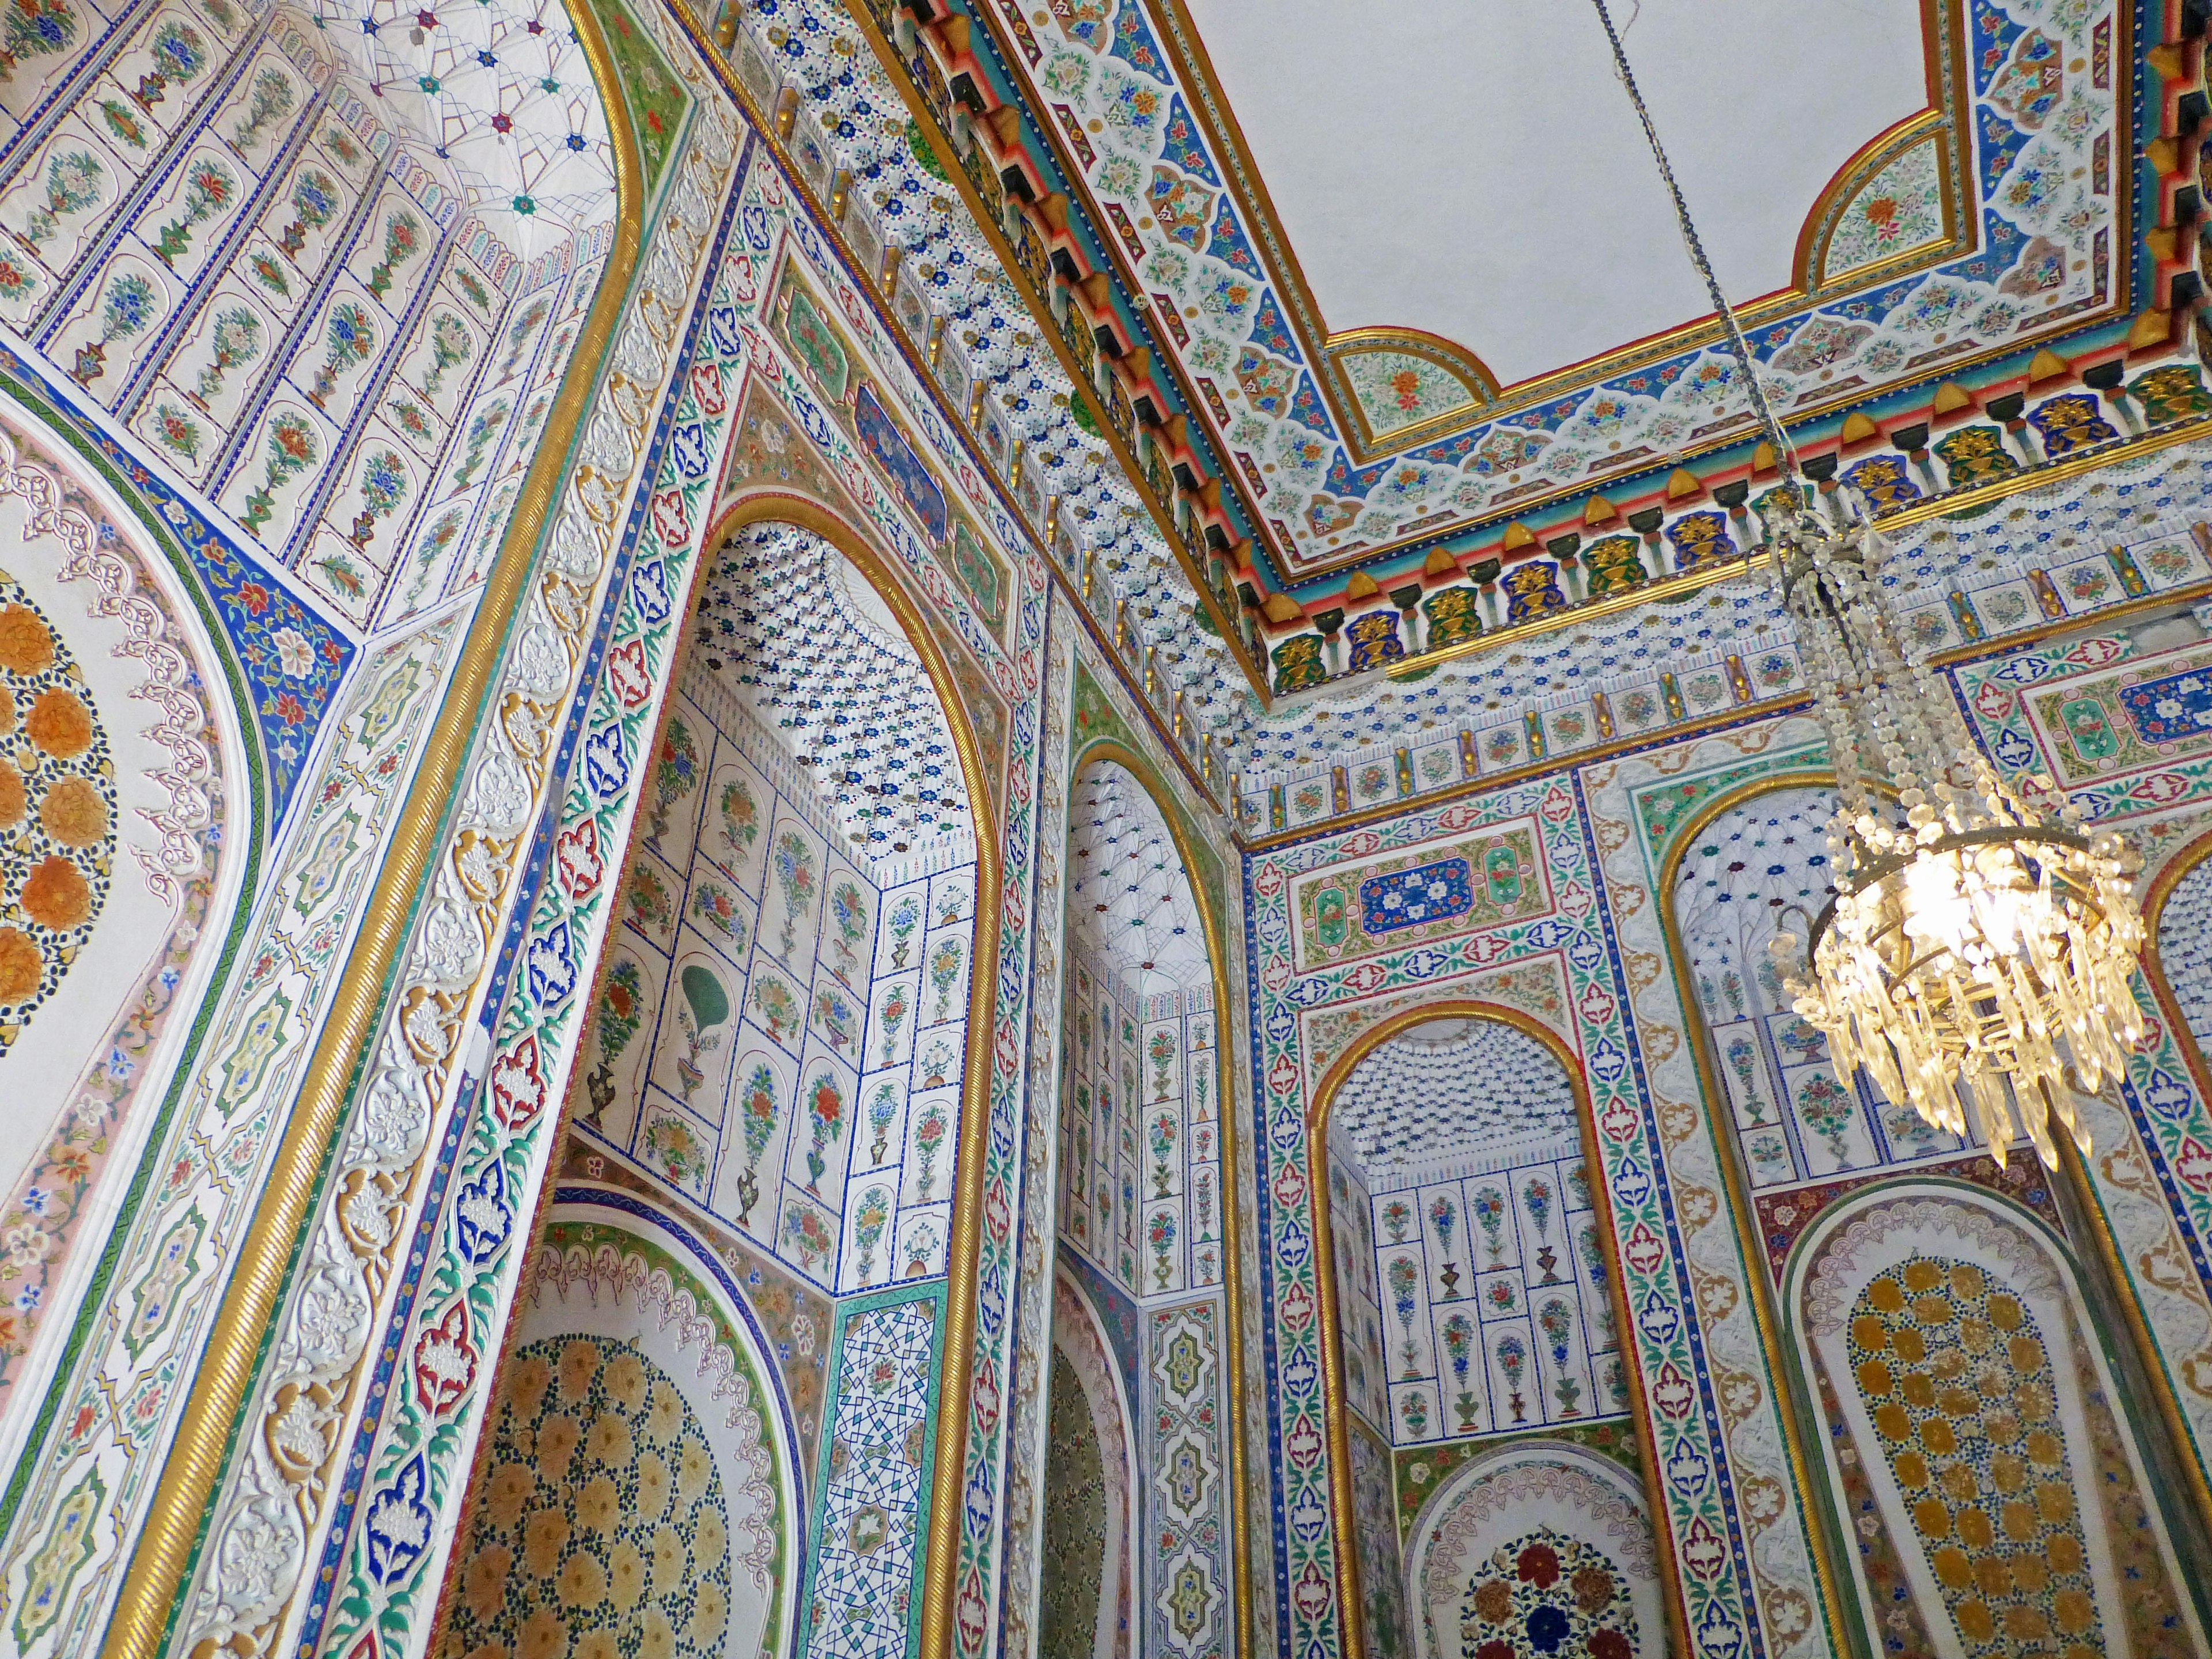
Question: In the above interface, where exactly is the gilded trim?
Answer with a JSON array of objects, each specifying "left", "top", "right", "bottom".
[
  {"left": 1067, "top": 736, "right": 1253, "bottom": 1659},
  {"left": 1303, "top": 1000, "right": 1683, "bottom": 1659},
  {"left": 96, "top": 2, "right": 649, "bottom": 1653}
]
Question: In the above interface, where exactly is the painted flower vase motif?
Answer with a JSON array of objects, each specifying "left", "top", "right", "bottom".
[
  {"left": 624, "top": 861, "right": 675, "bottom": 936},
  {"left": 643, "top": 1113, "right": 706, "bottom": 1193},
  {"left": 802, "top": 1071, "right": 844, "bottom": 1195},
  {"left": 772, "top": 830, "right": 816, "bottom": 958},
  {"left": 733, "top": 1062, "right": 780, "bottom": 1224},
  {"left": 781, "top": 1202, "right": 833, "bottom": 1273},
  {"left": 812, "top": 986, "right": 856, "bottom": 1056},
  {"left": 829, "top": 880, "right": 868, "bottom": 985},
  {"left": 926, "top": 934, "right": 964, "bottom": 1024},
  {"left": 585, "top": 958, "right": 644, "bottom": 1123},
  {"left": 689, "top": 880, "right": 745, "bottom": 952},
  {"left": 1496, "top": 1333, "right": 1528, "bottom": 1425},
  {"left": 1429, "top": 1192, "right": 1460, "bottom": 1300},
  {"left": 919, "top": 1039, "right": 951, "bottom": 1090},
  {"left": 749, "top": 973, "right": 799, "bottom": 1044},
  {"left": 851, "top": 1185, "right": 891, "bottom": 1286},
  {"left": 887, "top": 892, "right": 921, "bottom": 968},
  {"left": 1147, "top": 1207, "right": 1176, "bottom": 1290},
  {"left": 229, "top": 66, "right": 293, "bottom": 152},
  {"left": 1522, "top": 1175, "right": 1553, "bottom": 1243},
  {"left": 866, "top": 1081, "right": 898, "bottom": 1164},
  {"left": 20, "top": 150, "right": 103, "bottom": 251},
  {"left": 1192, "top": 1171, "right": 1214, "bottom": 1241},
  {"left": 1577, "top": 1221, "right": 1604, "bottom": 1287},
  {"left": 0, "top": 0, "right": 76, "bottom": 82},
  {"left": 876, "top": 980, "right": 909, "bottom": 1069},
  {"left": 191, "top": 306, "right": 262, "bottom": 409},
  {"left": 673, "top": 964, "right": 729, "bottom": 1105},
  {"left": 240, "top": 410, "right": 316, "bottom": 536},
  {"left": 1400, "top": 1389, "right": 1429, "bottom": 1440},
  {"left": 1472, "top": 1184, "right": 1508, "bottom": 1267},
  {"left": 913, "top": 1101, "right": 949, "bottom": 1198},
  {"left": 70, "top": 268, "right": 160, "bottom": 390},
  {"left": 1149, "top": 1109, "right": 1176, "bottom": 1198},
  {"left": 646, "top": 717, "right": 698, "bottom": 845},
  {"left": 422, "top": 310, "right": 473, "bottom": 397},
  {"left": 1147, "top": 1027, "right": 1175, "bottom": 1100},
  {"left": 366, "top": 207, "right": 421, "bottom": 300},
  {"left": 307, "top": 300, "right": 374, "bottom": 410},
  {"left": 1793, "top": 1070, "right": 1855, "bottom": 1159},
  {"left": 150, "top": 156, "right": 236, "bottom": 268},
  {"left": 1381, "top": 1198, "right": 1412, "bottom": 1244},
  {"left": 1566, "top": 1161, "right": 1590, "bottom": 1211},
  {"left": 902, "top": 1221, "right": 940, "bottom": 1279},
  {"left": 1539, "top": 1298, "right": 1581, "bottom": 1418},
  {"left": 346, "top": 448, "right": 408, "bottom": 553},
  {"left": 1442, "top": 1313, "right": 1476, "bottom": 1430},
  {"left": 1387, "top": 1255, "right": 1421, "bottom": 1377}
]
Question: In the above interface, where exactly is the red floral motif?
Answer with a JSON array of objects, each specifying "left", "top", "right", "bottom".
[{"left": 1516, "top": 1542, "right": 1561, "bottom": 1588}]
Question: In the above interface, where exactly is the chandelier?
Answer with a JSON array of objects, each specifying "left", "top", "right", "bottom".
[{"left": 1591, "top": 0, "right": 2149, "bottom": 1165}]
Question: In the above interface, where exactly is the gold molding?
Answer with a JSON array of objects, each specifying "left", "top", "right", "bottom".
[
  {"left": 1066, "top": 736, "right": 1253, "bottom": 1659},
  {"left": 96, "top": 2, "right": 649, "bottom": 1653},
  {"left": 1302, "top": 999, "right": 1683, "bottom": 1659}
]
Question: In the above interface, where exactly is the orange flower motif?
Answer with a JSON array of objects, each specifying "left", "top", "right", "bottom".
[
  {"left": 0, "top": 928, "right": 37, "bottom": 1002},
  {"left": 21, "top": 855, "right": 89, "bottom": 929},
  {"left": 0, "top": 603, "right": 52, "bottom": 673},
  {"left": 39, "top": 776, "right": 106, "bottom": 848},
  {"left": 25, "top": 688, "right": 91, "bottom": 758}
]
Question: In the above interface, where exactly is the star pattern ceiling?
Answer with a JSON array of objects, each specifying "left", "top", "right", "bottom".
[
  {"left": 1330, "top": 1018, "right": 1578, "bottom": 1191},
  {"left": 316, "top": 0, "right": 614, "bottom": 253},
  {"left": 695, "top": 521, "right": 971, "bottom": 868},
  {"left": 1067, "top": 759, "right": 1210, "bottom": 1001}
]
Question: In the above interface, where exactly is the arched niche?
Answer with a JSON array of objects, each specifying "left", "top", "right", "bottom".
[
  {"left": 1054, "top": 746, "right": 1249, "bottom": 1659},
  {"left": 1039, "top": 1267, "right": 1138, "bottom": 1659},
  {"left": 1785, "top": 1181, "right": 2212, "bottom": 1657},
  {"left": 569, "top": 502, "right": 994, "bottom": 1306},
  {"left": 438, "top": 1190, "right": 804, "bottom": 1659},
  {"left": 0, "top": 389, "right": 255, "bottom": 1430},
  {"left": 1402, "top": 1440, "right": 1663, "bottom": 1659},
  {"left": 1669, "top": 780, "right": 1987, "bottom": 1190},
  {"left": 1308, "top": 999, "right": 1659, "bottom": 1659}
]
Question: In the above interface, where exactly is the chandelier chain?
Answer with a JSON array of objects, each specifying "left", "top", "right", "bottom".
[{"left": 1586, "top": 0, "right": 1802, "bottom": 484}]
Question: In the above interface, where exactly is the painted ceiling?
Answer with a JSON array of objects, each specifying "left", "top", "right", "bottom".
[
  {"left": 316, "top": 0, "right": 615, "bottom": 253},
  {"left": 1671, "top": 784, "right": 1839, "bottom": 1029},
  {"left": 1181, "top": 0, "right": 1927, "bottom": 389},
  {"left": 1067, "top": 757, "right": 1211, "bottom": 999},
  {"left": 695, "top": 521, "right": 975, "bottom": 868},
  {"left": 987, "top": 0, "right": 2124, "bottom": 582},
  {"left": 1328, "top": 1017, "right": 1580, "bottom": 1191}
]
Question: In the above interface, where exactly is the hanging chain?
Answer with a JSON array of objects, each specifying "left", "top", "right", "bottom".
[{"left": 1588, "top": 0, "right": 1803, "bottom": 489}]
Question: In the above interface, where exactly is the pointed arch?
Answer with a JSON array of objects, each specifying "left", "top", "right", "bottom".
[
  {"left": 1059, "top": 733, "right": 1253, "bottom": 1659},
  {"left": 1306, "top": 997, "right": 1677, "bottom": 1659}
]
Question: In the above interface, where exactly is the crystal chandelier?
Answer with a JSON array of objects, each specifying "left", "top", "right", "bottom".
[{"left": 1591, "top": 0, "right": 2149, "bottom": 1165}]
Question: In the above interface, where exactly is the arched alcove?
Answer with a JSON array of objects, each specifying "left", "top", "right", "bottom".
[
  {"left": 438, "top": 1192, "right": 803, "bottom": 1659},
  {"left": 1785, "top": 1181, "right": 2212, "bottom": 1657},
  {"left": 1039, "top": 1268, "right": 1137, "bottom": 1659},
  {"left": 1054, "top": 748, "right": 1244, "bottom": 1659},
  {"left": 1310, "top": 1002, "right": 1644, "bottom": 1659},
  {"left": 573, "top": 510, "right": 986, "bottom": 1297}
]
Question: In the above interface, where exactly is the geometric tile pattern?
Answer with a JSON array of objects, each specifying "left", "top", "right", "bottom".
[
  {"left": 698, "top": 520, "right": 972, "bottom": 867},
  {"left": 1327, "top": 1018, "right": 1577, "bottom": 1189},
  {"left": 1147, "top": 1301, "right": 1225, "bottom": 1659},
  {"left": 805, "top": 1293, "right": 938, "bottom": 1659},
  {"left": 314, "top": 0, "right": 615, "bottom": 251}
]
